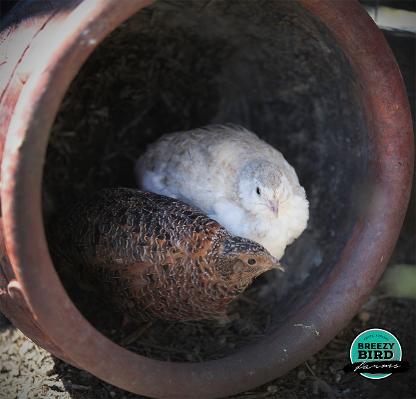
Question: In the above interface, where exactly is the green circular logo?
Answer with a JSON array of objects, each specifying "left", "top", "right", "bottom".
[{"left": 350, "top": 328, "right": 402, "bottom": 379}]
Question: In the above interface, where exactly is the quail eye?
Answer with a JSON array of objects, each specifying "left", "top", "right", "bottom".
[
  {"left": 247, "top": 258, "right": 256, "bottom": 265},
  {"left": 256, "top": 187, "right": 261, "bottom": 195}
]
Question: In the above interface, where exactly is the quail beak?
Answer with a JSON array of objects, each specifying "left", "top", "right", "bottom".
[
  {"left": 272, "top": 257, "right": 285, "bottom": 272},
  {"left": 269, "top": 202, "right": 279, "bottom": 215}
]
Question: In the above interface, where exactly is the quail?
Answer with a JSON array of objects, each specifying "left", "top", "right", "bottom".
[
  {"left": 135, "top": 125, "right": 309, "bottom": 259},
  {"left": 50, "top": 188, "right": 281, "bottom": 321}
]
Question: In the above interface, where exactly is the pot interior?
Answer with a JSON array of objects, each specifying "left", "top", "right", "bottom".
[{"left": 43, "top": 0, "right": 367, "bottom": 362}]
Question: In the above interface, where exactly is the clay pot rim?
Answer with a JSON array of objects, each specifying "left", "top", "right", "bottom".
[{"left": 1, "top": 0, "right": 413, "bottom": 398}]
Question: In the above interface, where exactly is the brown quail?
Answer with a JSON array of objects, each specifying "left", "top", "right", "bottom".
[{"left": 50, "top": 188, "right": 281, "bottom": 321}]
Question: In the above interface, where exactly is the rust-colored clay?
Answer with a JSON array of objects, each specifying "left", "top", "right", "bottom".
[{"left": 0, "top": 1, "right": 413, "bottom": 398}]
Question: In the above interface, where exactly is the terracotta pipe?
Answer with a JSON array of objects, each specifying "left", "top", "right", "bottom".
[{"left": 0, "top": 1, "right": 413, "bottom": 398}]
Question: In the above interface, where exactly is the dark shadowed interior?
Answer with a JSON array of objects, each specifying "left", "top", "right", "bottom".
[{"left": 43, "top": 0, "right": 367, "bottom": 361}]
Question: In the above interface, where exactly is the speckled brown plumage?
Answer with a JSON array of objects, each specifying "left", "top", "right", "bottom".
[{"left": 50, "top": 188, "right": 280, "bottom": 321}]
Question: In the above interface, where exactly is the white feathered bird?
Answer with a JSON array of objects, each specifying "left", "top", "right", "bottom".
[{"left": 135, "top": 125, "right": 309, "bottom": 259}]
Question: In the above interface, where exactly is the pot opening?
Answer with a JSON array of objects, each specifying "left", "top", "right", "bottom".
[{"left": 43, "top": 0, "right": 367, "bottom": 362}]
